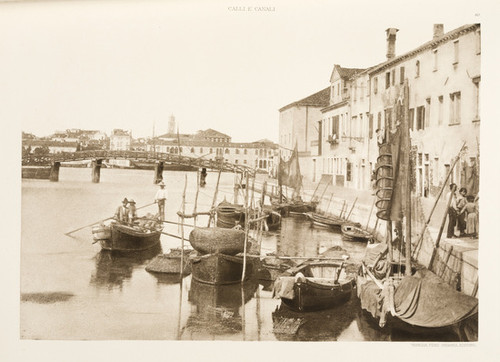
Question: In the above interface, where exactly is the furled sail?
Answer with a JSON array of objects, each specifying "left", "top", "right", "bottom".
[{"left": 278, "top": 145, "right": 303, "bottom": 193}]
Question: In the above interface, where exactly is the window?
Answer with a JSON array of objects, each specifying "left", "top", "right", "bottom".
[
  {"left": 367, "top": 80, "right": 370, "bottom": 97},
  {"left": 385, "top": 72, "right": 390, "bottom": 89},
  {"left": 473, "top": 77, "right": 480, "bottom": 120},
  {"left": 416, "top": 106, "right": 425, "bottom": 130},
  {"left": 235, "top": 149, "right": 240, "bottom": 154},
  {"left": 332, "top": 115, "right": 340, "bottom": 139},
  {"left": 453, "top": 40, "right": 459, "bottom": 64},
  {"left": 415, "top": 60, "right": 420, "bottom": 77},
  {"left": 243, "top": 160, "right": 247, "bottom": 164},
  {"left": 200, "top": 147, "right": 203, "bottom": 153},
  {"left": 210, "top": 148, "right": 213, "bottom": 153},
  {"left": 255, "top": 150, "right": 258, "bottom": 155},
  {"left": 235, "top": 159, "right": 239, "bottom": 164},
  {"left": 449, "top": 92, "right": 461, "bottom": 125},
  {"left": 433, "top": 49, "right": 438, "bottom": 71},
  {"left": 384, "top": 108, "right": 393, "bottom": 129},
  {"left": 244, "top": 149, "right": 247, "bottom": 155},
  {"left": 377, "top": 112, "right": 381, "bottom": 130},
  {"left": 346, "top": 162, "right": 352, "bottom": 182},
  {"left": 425, "top": 98, "right": 431, "bottom": 127},
  {"left": 391, "top": 69, "right": 395, "bottom": 86},
  {"left": 369, "top": 114, "right": 374, "bottom": 139},
  {"left": 400, "top": 67, "right": 405, "bottom": 84},
  {"left": 190, "top": 147, "right": 195, "bottom": 153},
  {"left": 374, "top": 77, "right": 378, "bottom": 94},
  {"left": 409, "top": 108, "right": 415, "bottom": 130},
  {"left": 337, "top": 83, "right": 340, "bottom": 96},
  {"left": 438, "top": 96, "right": 443, "bottom": 125}
]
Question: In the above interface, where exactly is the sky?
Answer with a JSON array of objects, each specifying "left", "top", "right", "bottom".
[{"left": 0, "top": 0, "right": 487, "bottom": 143}]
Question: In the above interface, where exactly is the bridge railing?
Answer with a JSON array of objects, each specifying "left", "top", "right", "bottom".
[{"left": 32, "top": 150, "right": 257, "bottom": 175}]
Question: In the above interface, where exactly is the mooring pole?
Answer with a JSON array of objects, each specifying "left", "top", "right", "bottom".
[
  {"left": 91, "top": 159, "right": 102, "bottom": 183},
  {"left": 49, "top": 161, "right": 60, "bottom": 182}
]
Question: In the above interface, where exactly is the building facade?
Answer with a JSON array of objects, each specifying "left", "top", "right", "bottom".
[{"left": 280, "top": 24, "right": 480, "bottom": 196}]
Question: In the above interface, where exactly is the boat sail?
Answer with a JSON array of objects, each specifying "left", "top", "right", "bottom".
[
  {"left": 276, "top": 145, "right": 317, "bottom": 215},
  {"left": 356, "top": 80, "right": 478, "bottom": 339}
]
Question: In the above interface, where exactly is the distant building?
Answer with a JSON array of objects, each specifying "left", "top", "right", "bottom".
[
  {"left": 148, "top": 129, "right": 278, "bottom": 174},
  {"left": 279, "top": 87, "right": 330, "bottom": 181},
  {"left": 109, "top": 129, "right": 132, "bottom": 167}
]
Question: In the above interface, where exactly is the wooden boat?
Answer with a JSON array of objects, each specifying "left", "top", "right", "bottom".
[
  {"left": 92, "top": 222, "right": 162, "bottom": 252},
  {"left": 190, "top": 252, "right": 254, "bottom": 285},
  {"left": 215, "top": 201, "right": 245, "bottom": 229},
  {"left": 274, "top": 261, "right": 355, "bottom": 312},
  {"left": 341, "top": 224, "right": 374, "bottom": 242},
  {"left": 145, "top": 248, "right": 195, "bottom": 275},
  {"left": 275, "top": 201, "right": 317, "bottom": 216},
  {"left": 356, "top": 82, "right": 478, "bottom": 340},
  {"left": 188, "top": 227, "right": 248, "bottom": 256}
]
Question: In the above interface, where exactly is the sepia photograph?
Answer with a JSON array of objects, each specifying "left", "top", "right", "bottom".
[{"left": 2, "top": 0, "right": 499, "bottom": 360}]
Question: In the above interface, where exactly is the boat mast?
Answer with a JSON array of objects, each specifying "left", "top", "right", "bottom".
[{"left": 401, "top": 80, "right": 412, "bottom": 275}]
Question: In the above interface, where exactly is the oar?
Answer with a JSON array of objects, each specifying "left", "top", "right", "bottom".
[{"left": 65, "top": 202, "right": 156, "bottom": 237}]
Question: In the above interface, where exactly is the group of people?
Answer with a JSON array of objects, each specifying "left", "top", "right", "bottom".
[
  {"left": 114, "top": 198, "right": 138, "bottom": 225},
  {"left": 446, "top": 183, "right": 479, "bottom": 239}
]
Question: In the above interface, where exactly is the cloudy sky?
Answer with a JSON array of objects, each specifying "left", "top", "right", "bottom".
[{"left": 0, "top": 0, "right": 485, "bottom": 142}]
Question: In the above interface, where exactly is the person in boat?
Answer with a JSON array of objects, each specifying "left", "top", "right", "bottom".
[
  {"left": 200, "top": 168, "right": 207, "bottom": 187},
  {"left": 114, "top": 198, "right": 129, "bottom": 224},
  {"left": 456, "top": 187, "right": 468, "bottom": 237},
  {"left": 446, "top": 183, "right": 458, "bottom": 238},
  {"left": 154, "top": 181, "right": 168, "bottom": 221},
  {"left": 128, "top": 199, "right": 137, "bottom": 225}
]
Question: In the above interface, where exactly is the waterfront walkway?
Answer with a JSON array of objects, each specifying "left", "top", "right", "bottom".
[{"left": 257, "top": 175, "right": 478, "bottom": 296}]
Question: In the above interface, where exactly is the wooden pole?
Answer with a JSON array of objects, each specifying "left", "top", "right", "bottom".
[
  {"left": 413, "top": 142, "right": 466, "bottom": 258},
  {"left": 428, "top": 184, "right": 457, "bottom": 268},
  {"left": 340, "top": 200, "right": 346, "bottom": 219},
  {"left": 207, "top": 168, "right": 222, "bottom": 227},
  {"left": 324, "top": 193, "right": 334, "bottom": 214},
  {"left": 193, "top": 170, "right": 200, "bottom": 227},
  {"left": 311, "top": 180, "right": 322, "bottom": 202},
  {"left": 65, "top": 202, "right": 156, "bottom": 236},
  {"left": 180, "top": 174, "right": 187, "bottom": 276},
  {"left": 365, "top": 198, "right": 376, "bottom": 230},
  {"left": 346, "top": 197, "right": 358, "bottom": 220},
  {"left": 241, "top": 172, "right": 250, "bottom": 282}
]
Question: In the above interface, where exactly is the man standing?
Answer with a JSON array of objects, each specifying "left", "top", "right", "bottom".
[
  {"left": 114, "top": 198, "right": 129, "bottom": 224},
  {"left": 456, "top": 187, "right": 468, "bottom": 237},
  {"left": 154, "top": 181, "right": 167, "bottom": 221},
  {"left": 446, "top": 183, "right": 458, "bottom": 238}
]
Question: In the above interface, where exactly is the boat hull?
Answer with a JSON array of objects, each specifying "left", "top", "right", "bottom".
[
  {"left": 189, "top": 227, "right": 247, "bottom": 256},
  {"left": 190, "top": 253, "right": 253, "bottom": 285},
  {"left": 341, "top": 224, "right": 373, "bottom": 242},
  {"left": 281, "top": 278, "right": 355, "bottom": 312},
  {"left": 98, "top": 224, "right": 162, "bottom": 252}
]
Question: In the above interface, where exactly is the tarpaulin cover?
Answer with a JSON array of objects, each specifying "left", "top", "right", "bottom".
[
  {"left": 358, "top": 268, "right": 478, "bottom": 328},
  {"left": 393, "top": 268, "right": 478, "bottom": 328}
]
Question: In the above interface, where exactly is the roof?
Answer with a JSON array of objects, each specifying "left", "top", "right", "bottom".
[
  {"left": 368, "top": 23, "right": 479, "bottom": 75},
  {"left": 279, "top": 87, "right": 331, "bottom": 112},
  {"left": 149, "top": 138, "right": 277, "bottom": 149},
  {"left": 336, "top": 65, "right": 366, "bottom": 79},
  {"left": 194, "top": 129, "right": 231, "bottom": 139}
]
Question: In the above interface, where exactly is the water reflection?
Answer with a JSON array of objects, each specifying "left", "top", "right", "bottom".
[
  {"left": 272, "top": 290, "right": 358, "bottom": 341},
  {"left": 90, "top": 245, "right": 162, "bottom": 289},
  {"left": 186, "top": 279, "right": 258, "bottom": 337}
]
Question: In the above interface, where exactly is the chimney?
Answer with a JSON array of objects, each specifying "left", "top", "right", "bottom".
[
  {"left": 386, "top": 28, "right": 399, "bottom": 60},
  {"left": 433, "top": 24, "right": 444, "bottom": 39}
]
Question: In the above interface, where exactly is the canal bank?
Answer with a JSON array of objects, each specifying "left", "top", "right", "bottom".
[{"left": 289, "top": 177, "right": 478, "bottom": 298}]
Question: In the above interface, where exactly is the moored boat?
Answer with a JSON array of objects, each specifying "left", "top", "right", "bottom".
[
  {"left": 190, "top": 252, "right": 254, "bottom": 285},
  {"left": 145, "top": 248, "right": 195, "bottom": 275},
  {"left": 92, "top": 222, "right": 162, "bottom": 252},
  {"left": 274, "top": 261, "right": 355, "bottom": 312},
  {"left": 341, "top": 224, "right": 374, "bottom": 242}
]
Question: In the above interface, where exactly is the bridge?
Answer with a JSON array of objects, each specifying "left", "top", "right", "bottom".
[{"left": 23, "top": 150, "right": 256, "bottom": 182}]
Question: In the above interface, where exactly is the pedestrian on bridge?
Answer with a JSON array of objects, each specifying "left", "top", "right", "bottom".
[{"left": 154, "top": 181, "right": 168, "bottom": 221}]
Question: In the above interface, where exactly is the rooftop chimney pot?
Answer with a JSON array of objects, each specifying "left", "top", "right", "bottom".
[{"left": 386, "top": 28, "right": 399, "bottom": 60}]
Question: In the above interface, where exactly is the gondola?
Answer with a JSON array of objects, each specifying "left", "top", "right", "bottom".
[
  {"left": 273, "top": 261, "right": 355, "bottom": 312},
  {"left": 341, "top": 224, "right": 374, "bottom": 243},
  {"left": 92, "top": 222, "right": 162, "bottom": 252}
]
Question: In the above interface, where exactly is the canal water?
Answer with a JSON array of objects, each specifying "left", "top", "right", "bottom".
[{"left": 21, "top": 168, "right": 459, "bottom": 341}]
